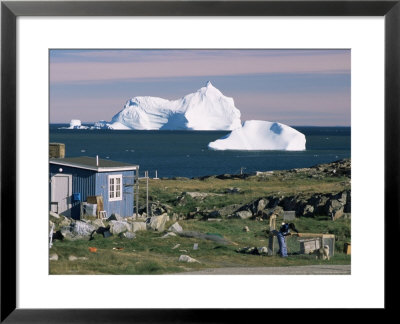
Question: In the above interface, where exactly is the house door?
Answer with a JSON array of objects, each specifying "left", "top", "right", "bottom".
[{"left": 51, "top": 174, "right": 72, "bottom": 217}]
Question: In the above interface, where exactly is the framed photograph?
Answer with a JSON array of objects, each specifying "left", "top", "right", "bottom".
[{"left": 1, "top": 0, "right": 398, "bottom": 321}]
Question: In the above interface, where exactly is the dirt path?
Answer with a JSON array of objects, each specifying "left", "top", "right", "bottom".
[{"left": 172, "top": 264, "right": 351, "bottom": 275}]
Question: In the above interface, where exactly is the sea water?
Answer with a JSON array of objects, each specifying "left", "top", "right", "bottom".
[{"left": 49, "top": 125, "right": 350, "bottom": 178}]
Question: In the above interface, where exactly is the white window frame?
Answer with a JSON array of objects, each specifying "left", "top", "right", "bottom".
[{"left": 108, "top": 174, "right": 123, "bottom": 202}]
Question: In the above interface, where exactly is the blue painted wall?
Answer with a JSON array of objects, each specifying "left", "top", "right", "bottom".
[
  {"left": 50, "top": 163, "right": 135, "bottom": 219},
  {"left": 95, "top": 170, "right": 135, "bottom": 218}
]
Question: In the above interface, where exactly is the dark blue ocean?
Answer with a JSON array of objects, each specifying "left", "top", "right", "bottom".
[{"left": 49, "top": 125, "right": 350, "bottom": 178}]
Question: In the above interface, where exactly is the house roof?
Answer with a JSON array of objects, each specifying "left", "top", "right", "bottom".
[{"left": 50, "top": 156, "right": 139, "bottom": 172}]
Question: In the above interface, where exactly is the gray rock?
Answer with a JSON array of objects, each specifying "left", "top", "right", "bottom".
[
  {"left": 49, "top": 253, "right": 58, "bottom": 261},
  {"left": 120, "top": 232, "right": 136, "bottom": 239},
  {"left": 49, "top": 211, "right": 60, "bottom": 219},
  {"left": 243, "top": 226, "right": 250, "bottom": 232},
  {"left": 168, "top": 222, "right": 183, "bottom": 233},
  {"left": 71, "top": 221, "right": 96, "bottom": 238},
  {"left": 178, "top": 255, "right": 200, "bottom": 263},
  {"left": 109, "top": 220, "right": 132, "bottom": 235},
  {"left": 131, "top": 222, "right": 147, "bottom": 232},
  {"left": 68, "top": 255, "right": 78, "bottom": 261},
  {"left": 90, "top": 219, "right": 105, "bottom": 229},
  {"left": 147, "top": 214, "right": 168, "bottom": 231},
  {"left": 59, "top": 216, "right": 72, "bottom": 227},
  {"left": 232, "top": 210, "right": 253, "bottom": 219},
  {"left": 257, "top": 199, "right": 268, "bottom": 213},
  {"left": 108, "top": 213, "right": 123, "bottom": 221},
  {"left": 257, "top": 247, "right": 269, "bottom": 255}
]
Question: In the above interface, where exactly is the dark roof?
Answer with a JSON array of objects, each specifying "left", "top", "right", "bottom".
[{"left": 50, "top": 156, "right": 138, "bottom": 172}]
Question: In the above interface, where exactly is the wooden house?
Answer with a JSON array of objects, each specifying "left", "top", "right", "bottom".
[{"left": 49, "top": 156, "right": 139, "bottom": 219}]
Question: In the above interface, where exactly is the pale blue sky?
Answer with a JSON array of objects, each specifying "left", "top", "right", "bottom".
[{"left": 50, "top": 49, "right": 350, "bottom": 126}]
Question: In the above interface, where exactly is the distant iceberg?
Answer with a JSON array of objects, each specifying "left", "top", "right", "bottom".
[
  {"left": 59, "top": 119, "right": 88, "bottom": 129},
  {"left": 208, "top": 120, "right": 306, "bottom": 151}
]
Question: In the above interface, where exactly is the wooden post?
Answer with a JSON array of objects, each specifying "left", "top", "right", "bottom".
[
  {"left": 269, "top": 214, "right": 277, "bottom": 255},
  {"left": 136, "top": 169, "right": 139, "bottom": 219},
  {"left": 146, "top": 171, "right": 149, "bottom": 217}
]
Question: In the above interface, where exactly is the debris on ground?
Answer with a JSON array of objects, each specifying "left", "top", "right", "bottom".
[
  {"left": 49, "top": 253, "right": 58, "bottom": 261},
  {"left": 88, "top": 247, "right": 97, "bottom": 253},
  {"left": 178, "top": 255, "right": 200, "bottom": 263},
  {"left": 113, "top": 247, "right": 124, "bottom": 250},
  {"left": 172, "top": 244, "right": 181, "bottom": 250},
  {"left": 236, "top": 246, "right": 269, "bottom": 256}
]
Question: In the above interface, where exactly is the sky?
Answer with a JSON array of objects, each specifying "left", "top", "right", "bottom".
[{"left": 49, "top": 49, "right": 350, "bottom": 126}]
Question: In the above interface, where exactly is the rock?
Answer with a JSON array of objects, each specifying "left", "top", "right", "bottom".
[
  {"left": 243, "top": 226, "right": 250, "bottom": 232},
  {"left": 119, "top": 232, "right": 136, "bottom": 239},
  {"left": 49, "top": 253, "right": 58, "bottom": 261},
  {"left": 107, "top": 213, "right": 123, "bottom": 221},
  {"left": 171, "top": 213, "right": 179, "bottom": 222},
  {"left": 172, "top": 244, "right": 180, "bottom": 249},
  {"left": 60, "top": 226, "right": 74, "bottom": 240},
  {"left": 257, "top": 199, "right": 268, "bottom": 213},
  {"left": 225, "top": 187, "right": 241, "bottom": 194},
  {"left": 109, "top": 220, "right": 132, "bottom": 235},
  {"left": 90, "top": 219, "right": 105, "bottom": 229},
  {"left": 68, "top": 255, "right": 78, "bottom": 261},
  {"left": 168, "top": 222, "right": 183, "bottom": 233},
  {"left": 302, "top": 205, "right": 314, "bottom": 217},
  {"left": 71, "top": 221, "right": 96, "bottom": 238},
  {"left": 207, "top": 218, "right": 222, "bottom": 222},
  {"left": 49, "top": 211, "right": 60, "bottom": 219},
  {"left": 131, "top": 222, "right": 147, "bottom": 232},
  {"left": 257, "top": 247, "right": 269, "bottom": 255},
  {"left": 232, "top": 210, "right": 253, "bottom": 219},
  {"left": 178, "top": 255, "right": 200, "bottom": 263},
  {"left": 147, "top": 214, "right": 168, "bottom": 231},
  {"left": 59, "top": 215, "right": 72, "bottom": 227}
]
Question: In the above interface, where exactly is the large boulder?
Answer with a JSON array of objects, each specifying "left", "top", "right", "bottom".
[
  {"left": 168, "top": 222, "right": 183, "bottom": 233},
  {"left": 147, "top": 214, "right": 168, "bottom": 231},
  {"left": 70, "top": 221, "right": 96, "bottom": 239},
  {"left": 178, "top": 255, "right": 200, "bottom": 263},
  {"left": 232, "top": 210, "right": 253, "bottom": 219},
  {"left": 90, "top": 219, "right": 106, "bottom": 229},
  {"left": 131, "top": 222, "right": 147, "bottom": 232},
  {"left": 109, "top": 220, "right": 132, "bottom": 235}
]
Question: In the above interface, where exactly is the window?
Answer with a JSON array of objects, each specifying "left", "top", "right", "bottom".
[{"left": 108, "top": 174, "right": 122, "bottom": 201}]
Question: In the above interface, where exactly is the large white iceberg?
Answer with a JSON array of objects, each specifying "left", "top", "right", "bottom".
[
  {"left": 208, "top": 120, "right": 306, "bottom": 151},
  {"left": 103, "top": 81, "right": 241, "bottom": 130}
]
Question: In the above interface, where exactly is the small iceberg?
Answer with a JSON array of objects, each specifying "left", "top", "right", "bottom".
[{"left": 208, "top": 120, "right": 306, "bottom": 151}]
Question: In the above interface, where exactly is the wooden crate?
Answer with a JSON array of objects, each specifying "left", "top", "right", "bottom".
[
  {"left": 49, "top": 143, "right": 65, "bottom": 158},
  {"left": 299, "top": 238, "right": 321, "bottom": 254}
]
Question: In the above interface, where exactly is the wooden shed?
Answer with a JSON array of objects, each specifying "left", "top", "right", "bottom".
[{"left": 49, "top": 156, "right": 139, "bottom": 219}]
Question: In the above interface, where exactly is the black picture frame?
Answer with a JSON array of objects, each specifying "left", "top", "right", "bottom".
[{"left": 1, "top": 0, "right": 398, "bottom": 322}]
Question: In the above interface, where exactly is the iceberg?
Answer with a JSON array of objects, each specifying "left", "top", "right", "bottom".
[
  {"left": 94, "top": 81, "right": 242, "bottom": 130},
  {"left": 59, "top": 119, "right": 88, "bottom": 129},
  {"left": 208, "top": 120, "right": 306, "bottom": 151}
]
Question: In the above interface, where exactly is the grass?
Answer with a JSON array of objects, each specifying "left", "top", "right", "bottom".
[
  {"left": 143, "top": 173, "right": 350, "bottom": 215},
  {"left": 50, "top": 166, "right": 351, "bottom": 274},
  {"left": 49, "top": 217, "right": 350, "bottom": 275}
]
